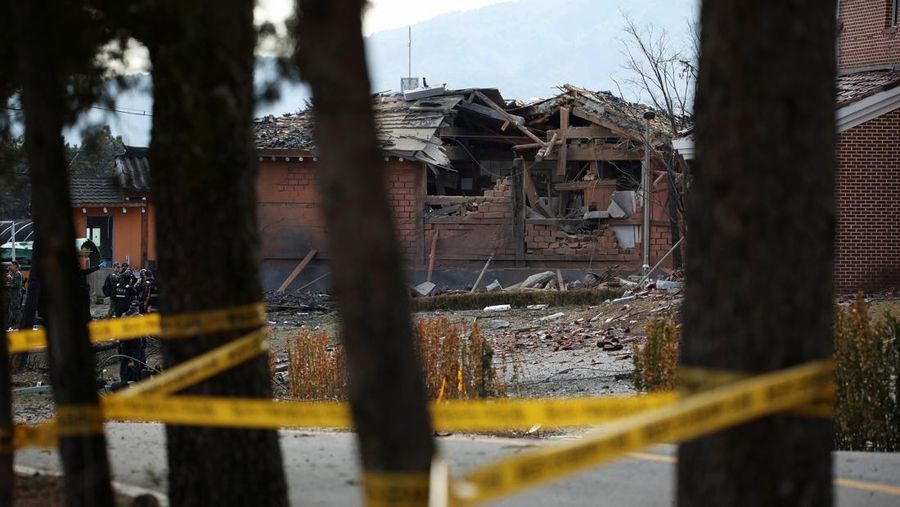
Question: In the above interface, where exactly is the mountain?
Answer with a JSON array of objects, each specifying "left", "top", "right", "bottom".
[{"left": 67, "top": 0, "right": 697, "bottom": 146}]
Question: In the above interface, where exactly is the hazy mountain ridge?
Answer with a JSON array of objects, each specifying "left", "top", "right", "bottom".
[{"left": 69, "top": 0, "right": 695, "bottom": 145}]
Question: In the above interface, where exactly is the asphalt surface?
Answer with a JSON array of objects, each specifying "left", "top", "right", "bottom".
[{"left": 16, "top": 423, "right": 900, "bottom": 506}]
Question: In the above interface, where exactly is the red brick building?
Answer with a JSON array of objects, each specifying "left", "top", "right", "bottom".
[
  {"left": 675, "top": 0, "right": 900, "bottom": 293},
  {"left": 835, "top": 0, "right": 900, "bottom": 291}
]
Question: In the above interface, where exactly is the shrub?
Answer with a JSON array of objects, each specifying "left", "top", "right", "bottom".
[
  {"left": 834, "top": 295, "right": 899, "bottom": 451},
  {"left": 286, "top": 328, "right": 346, "bottom": 400},
  {"left": 416, "top": 316, "right": 504, "bottom": 399},
  {"left": 632, "top": 318, "right": 681, "bottom": 391},
  {"left": 633, "top": 296, "right": 900, "bottom": 451},
  {"left": 286, "top": 317, "right": 503, "bottom": 400}
]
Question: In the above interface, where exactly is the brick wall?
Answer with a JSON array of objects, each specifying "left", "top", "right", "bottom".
[
  {"left": 839, "top": 0, "right": 900, "bottom": 70},
  {"left": 424, "top": 178, "right": 516, "bottom": 263},
  {"left": 256, "top": 158, "right": 422, "bottom": 262},
  {"left": 835, "top": 106, "right": 900, "bottom": 292}
]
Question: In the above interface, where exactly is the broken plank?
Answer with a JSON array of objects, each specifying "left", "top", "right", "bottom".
[
  {"left": 295, "top": 271, "right": 330, "bottom": 292},
  {"left": 472, "top": 90, "right": 546, "bottom": 147},
  {"left": 557, "top": 269, "right": 566, "bottom": 292},
  {"left": 470, "top": 253, "right": 495, "bottom": 293},
  {"left": 523, "top": 163, "right": 555, "bottom": 217},
  {"left": 556, "top": 107, "right": 570, "bottom": 177},
  {"left": 276, "top": 249, "right": 317, "bottom": 293},
  {"left": 427, "top": 229, "right": 439, "bottom": 283}
]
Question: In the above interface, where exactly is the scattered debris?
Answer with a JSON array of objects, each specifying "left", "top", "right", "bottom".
[
  {"left": 413, "top": 281, "right": 437, "bottom": 297},
  {"left": 484, "top": 304, "right": 512, "bottom": 312},
  {"left": 527, "top": 304, "right": 550, "bottom": 310},
  {"left": 488, "top": 319, "right": 511, "bottom": 330},
  {"left": 485, "top": 280, "right": 503, "bottom": 292},
  {"left": 539, "top": 312, "right": 566, "bottom": 322}
]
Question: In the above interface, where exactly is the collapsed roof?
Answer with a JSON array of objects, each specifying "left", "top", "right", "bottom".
[{"left": 253, "top": 84, "right": 677, "bottom": 170}]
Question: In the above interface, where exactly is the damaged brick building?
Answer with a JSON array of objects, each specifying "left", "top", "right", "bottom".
[{"left": 254, "top": 84, "right": 685, "bottom": 289}]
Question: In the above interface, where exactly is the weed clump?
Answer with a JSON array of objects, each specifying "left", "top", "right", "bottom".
[{"left": 286, "top": 317, "right": 504, "bottom": 401}]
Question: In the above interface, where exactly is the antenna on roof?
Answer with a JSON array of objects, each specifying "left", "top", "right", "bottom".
[{"left": 401, "top": 26, "right": 420, "bottom": 92}]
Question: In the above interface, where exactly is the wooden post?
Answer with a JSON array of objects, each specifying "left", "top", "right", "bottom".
[
  {"left": 512, "top": 158, "right": 526, "bottom": 266},
  {"left": 556, "top": 107, "right": 570, "bottom": 178},
  {"left": 426, "top": 229, "right": 438, "bottom": 283},
  {"left": 140, "top": 204, "right": 148, "bottom": 268},
  {"left": 276, "top": 249, "right": 317, "bottom": 293}
]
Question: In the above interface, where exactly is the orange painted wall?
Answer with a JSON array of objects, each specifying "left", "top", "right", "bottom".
[{"left": 72, "top": 204, "right": 156, "bottom": 267}]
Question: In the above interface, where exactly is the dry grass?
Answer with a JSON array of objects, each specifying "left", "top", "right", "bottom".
[
  {"left": 286, "top": 317, "right": 504, "bottom": 401},
  {"left": 286, "top": 328, "right": 346, "bottom": 400}
]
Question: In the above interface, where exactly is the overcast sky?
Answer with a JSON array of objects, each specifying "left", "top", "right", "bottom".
[{"left": 256, "top": 0, "right": 519, "bottom": 36}]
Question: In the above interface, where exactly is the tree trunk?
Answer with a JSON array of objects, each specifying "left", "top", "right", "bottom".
[
  {"left": 11, "top": 2, "right": 115, "bottom": 505},
  {"left": 0, "top": 279, "right": 12, "bottom": 507},
  {"left": 293, "top": 0, "right": 435, "bottom": 486},
  {"left": 678, "top": 2, "right": 835, "bottom": 506},
  {"left": 143, "top": 1, "right": 288, "bottom": 505}
]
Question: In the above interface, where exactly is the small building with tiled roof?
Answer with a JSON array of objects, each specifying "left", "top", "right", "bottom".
[{"left": 69, "top": 145, "right": 156, "bottom": 268}]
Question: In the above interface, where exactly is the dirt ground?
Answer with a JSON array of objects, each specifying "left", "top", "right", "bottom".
[{"left": 10, "top": 290, "right": 898, "bottom": 426}]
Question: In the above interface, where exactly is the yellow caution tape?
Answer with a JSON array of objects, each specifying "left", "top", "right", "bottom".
[
  {"left": 98, "top": 393, "right": 678, "bottom": 432},
  {"left": 115, "top": 328, "right": 269, "bottom": 399},
  {"left": 680, "top": 366, "right": 834, "bottom": 418},
  {"left": 55, "top": 404, "right": 104, "bottom": 437},
  {"left": 364, "top": 472, "right": 431, "bottom": 507},
  {"left": 14, "top": 421, "right": 58, "bottom": 450},
  {"left": 449, "top": 360, "right": 833, "bottom": 506},
  {"left": 160, "top": 303, "right": 267, "bottom": 338},
  {"left": 7, "top": 302, "right": 266, "bottom": 353}
]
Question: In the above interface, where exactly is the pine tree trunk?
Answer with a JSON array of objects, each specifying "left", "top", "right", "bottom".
[
  {"left": 11, "top": 2, "right": 115, "bottom": 505},
  {"left": 0, "top": 279, "right": 12, "bottom": 507},
  {"left": 144, "top": 1, "right": 288, "bottom": 505},
  {"left": 293, "top": 0, "right": 435, "bottom": 481},
  {"left": 678, "top": 1, "right": 835, "bottom": 505}
]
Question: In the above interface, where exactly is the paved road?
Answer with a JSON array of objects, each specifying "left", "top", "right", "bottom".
[{"left": 16, "top": 423, "right": 900, "bottom": 506}]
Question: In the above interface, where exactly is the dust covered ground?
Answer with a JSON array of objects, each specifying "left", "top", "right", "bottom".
[{"left": 12, "top": 290, "right": 900, "bottom": 426}]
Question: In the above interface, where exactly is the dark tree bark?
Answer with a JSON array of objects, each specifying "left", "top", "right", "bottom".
[
  {"left": 294, "top": 0, "right": 435, "bottom": 483},
  {"left": 0, "top": 279, "right": 12, "bottom": 507},
  {"left": 678, "top": 1, "right": 835, "bottom": 506},
  {"left": 142, "top": 1, "right": 288, "bottom": 505},
  {"left": 10, "top": 2, "right": 115, "bottom": 505}
]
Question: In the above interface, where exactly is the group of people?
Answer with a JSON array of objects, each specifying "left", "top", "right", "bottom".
[
  {"left": 101, "top": 263, "right": 159, "bottom": 382},
  {"left": 102, "top": 262, "right": 159, "bottom": 318}
]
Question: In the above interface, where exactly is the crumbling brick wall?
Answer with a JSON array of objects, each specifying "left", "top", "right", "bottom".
[
  {"left": 525, "top": 223, "right": 631, "bottom": 260},
  {"left": 835, "top": 106, "right": 900, "bottom": 292},
  {"left": 424, "top": 177, "right": 516, "bottom": 262},
  {"left": 838, "top": 0, "right": 900, "bottom": 70},
  {"left": 256, "top": 158, "right": 422, "bottom": 262}
]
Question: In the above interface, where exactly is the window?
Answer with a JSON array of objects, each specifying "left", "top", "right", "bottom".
[{"left": 893, "top": 0, "right": 899, "bottom": 27}]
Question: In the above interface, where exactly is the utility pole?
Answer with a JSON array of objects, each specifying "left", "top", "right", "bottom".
[
  {"left": 9, "top": 220, "right": 14, "bottom": 262},
  {"left": 642, "top": 111, "right": 655, "bottom": 274}
]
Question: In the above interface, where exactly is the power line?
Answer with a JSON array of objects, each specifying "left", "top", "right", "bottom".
[{"left": 3, "top": 104, "right": 152, "bottom": 117}]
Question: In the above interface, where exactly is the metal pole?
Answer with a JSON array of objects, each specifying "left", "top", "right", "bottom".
[
  {"left": 642, "top": 112, "right": 655, "bottom": 274},
  {"left": 408, "top": 26, "right": 412, "bottom": 79},
  {"left": 10, "top": 219, "right": 15, "bottom": 262}
]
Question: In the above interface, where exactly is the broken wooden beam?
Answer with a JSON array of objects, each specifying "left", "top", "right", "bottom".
[
  {"left": 426, "top": 230, "right": 439, "bottom": 283},
  {"left": 276, "top": 249, "right": 317, "bottom": 293},
  {"left": 472, "top": 90, "right": 547, "bottom": 148},
  {"left": 295, "top": 271, "right": 330, "bottom": 292},
  {"left": 469, "top": 253, "right": 495, "bottom": 293},
  {"left": 556, "top": 107, "right": 570, "bottom": 177}
]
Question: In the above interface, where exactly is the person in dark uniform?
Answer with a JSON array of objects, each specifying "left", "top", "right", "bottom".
[
  {"left": 113, "top": 269, "right": 136, "bottom": 317},
  {"left": 118, "top": 299, "right": 146, "bottom": 382}
]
